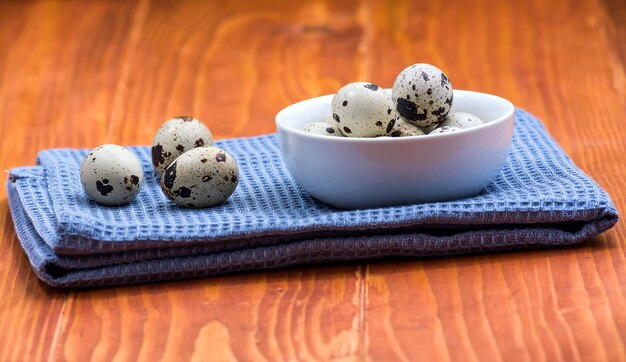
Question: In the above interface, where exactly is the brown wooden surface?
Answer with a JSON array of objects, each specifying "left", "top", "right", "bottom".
[{"left": 0, "top": 0, "right": 625, "bottom": 360}]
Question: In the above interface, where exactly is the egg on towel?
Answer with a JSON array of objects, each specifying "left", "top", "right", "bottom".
[
  {"left": 161, "top": 146, "right": 239, "bottom": 208},
  {"left": 80, "top": 144, "right": 144, "bottom": 206},
  {"left": 151, "top": 116, "right": 214, "bottom": 177}
]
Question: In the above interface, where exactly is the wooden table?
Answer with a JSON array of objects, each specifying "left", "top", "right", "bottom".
[{"left": 1, "top": 0, "right": 624, "bottom": 360}]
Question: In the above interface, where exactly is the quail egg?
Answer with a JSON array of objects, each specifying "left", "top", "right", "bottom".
[
  {"left": 330, "top": 82, "right": 396, "bottom": 138},
  {"left": 429, "top": 126, "right": 461, "bottom": 135},
  {"left": 387, "top": 118, "right": 426, "bottom": 137},
  {"left": 303, "top": 121, "right": 343, "bottom": 137},
  {"left": 161, "top": 146, "right": 238, "bottom": 208},
  {"left": 80, "top": 144, "right": 144, "bottom": 206},
  {"left": 151, "top": 116, "right": 214, "bottom": 177},
  {"left": 439, "top": 112, "right": 484, "bottom": 129},
  {"left": 392, "top": 63, "right": 453, "bottom": 128}
]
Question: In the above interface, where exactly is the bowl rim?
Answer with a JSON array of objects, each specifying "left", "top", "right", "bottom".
[{"left": 275, "top": 89, "right": 515, "bottom": 142}]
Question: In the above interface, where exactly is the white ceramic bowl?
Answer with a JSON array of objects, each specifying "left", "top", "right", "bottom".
[{"left": 275, "top": 90, "right": 515, "bottom": 209}]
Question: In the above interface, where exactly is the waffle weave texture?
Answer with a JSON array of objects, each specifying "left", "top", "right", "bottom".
[{"left": 6, "top": 109, "right": 619, "bottom": 288}]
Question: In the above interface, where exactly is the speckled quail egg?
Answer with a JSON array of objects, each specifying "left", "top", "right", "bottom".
[
  {"left": 151, "top": 116, "right": 214, "bottom": 177},
  {"left": 387, "top": 118, "right": 426, "bottom": 137},
  {"left": 80, "top": 144, "right": 144, "bottom": 206},
  {"left": 303, "top": 122, "right": 343, "bottom": 137},
  {"left": 330, "top": 82, "right": 396, "bottom": 138},
  {"left": 161, "top": 146, "right": 238, "bottom": 208},
  {"left": 439, "top": 112, "right": 485, "bottom": 129},
  {"left": 392, "top": 63, "right": 453, "bottom": 128},
  {"left": 429, "top": 126, "right": 461, "bottom": 135}
]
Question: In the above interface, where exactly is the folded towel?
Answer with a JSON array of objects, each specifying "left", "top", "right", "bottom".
[{"left": 7, "top": 109, "right": 618, "bottom": 288}]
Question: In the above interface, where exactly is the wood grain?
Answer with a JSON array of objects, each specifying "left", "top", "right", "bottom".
[
  {"left": 106, "top": 0, "right": 364, "bottom": 144},
  {"left": 0, "top": 1, "right": 141, "bottom": 361},
  {"left": 47, "top": 267, "right": 362, "bottom": 361},
  {"left": 0, "top": 0, "right": 625, "bottom": 361},
  {"left": 364, "top": 0, "right": 626, "bottom": 360}
]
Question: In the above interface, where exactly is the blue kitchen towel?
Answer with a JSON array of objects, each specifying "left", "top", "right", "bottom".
[{"left": 6, "top": 109, "right": 619, "bottom": 288}]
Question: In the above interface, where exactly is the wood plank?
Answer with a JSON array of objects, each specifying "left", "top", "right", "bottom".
[
  {"left": 600, "top": 0, "right": 626, "bottom": 81},
  {"left": 31, "top": 1, "right": 367, "bottom": 360},
  {"left": 0, "top": 1, "right": 144, "bottom": 360},
  {"left": 0, "top": 0, "right": 142, "bottom": 196},
  {"left": 48, "top": 266, "right": 363, "bottom": 361},
  {"left": 105, "top": 0, "right": 366, "bottom": 143},
  {"left": 1, "top": 0, "right": 625, "bottom": 359},
  {"left": 364, "top": 0, "right": 626, "bottom": 360}
]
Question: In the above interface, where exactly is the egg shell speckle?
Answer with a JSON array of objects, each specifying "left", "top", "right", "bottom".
[
  {"left": 161, "top": 146, "right": 238, "bottom": 208},
  {"left": 440, "top": 112, "right": 485, "bottom": 129},
  {"left": 303, "top": 121, "right": 343, "bottom": 137},
  {"left": 330, "top": 82, "right": 396, "bottom": 138},
  {"left": 387, "top": 118, "right": 426, "bottom": 137},
  {"left": 80, "top": 144, "right": 144, "bottom": 206},
  {"left": 429, "top": 126, "right": 461, "bottom": 135},
  {"left": 151, "top": 116, "right": 214, "bottom": 177},
  {"left": 392, "top": 63, "right": 453, "bottom": 128}
]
